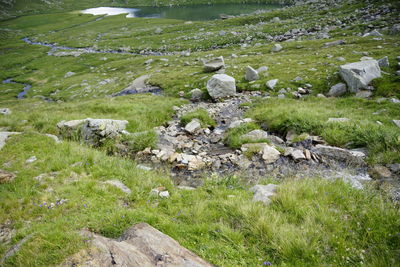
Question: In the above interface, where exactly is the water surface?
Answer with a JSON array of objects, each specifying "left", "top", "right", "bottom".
[{"left": 81, "top": 4, "right": 284, "bottom": 20}]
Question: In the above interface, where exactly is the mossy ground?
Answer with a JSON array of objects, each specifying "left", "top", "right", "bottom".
[{"left": 1, "top": 0, "right": 400, "bottom": 266}]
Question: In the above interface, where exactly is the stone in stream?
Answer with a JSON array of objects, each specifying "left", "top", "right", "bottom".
[
  {"left": 245, "top": 66, "right": 259, "bottom": 81},
  {"left": 206, "top": 74, "right": 236, "bottom": 100},
  {"left": 241, "top": 143, "right": 281, "bottom": 164},
  {"left": 241, "top": 130, "right": 268, "bottom": 141},
  {"left": 250, "top": 184, "right": 277, "bottom": 205},
  {"left": 0, "top": 108, "right": 11, "bottom": 115},
  {"left": 63, "top": 223, "right": 213, "bottom": 267},
  {"left": 184, "top": 119, "right": 201, "bottom": 134},
  {"left": 339, "top": 60, "right": 381, "bottom": 92},
  {"left": 203, "top": 56, "right": 225, "bottom": 72},
  {"left": 328, "top": 83, "right": 347, "bottom": 97}
]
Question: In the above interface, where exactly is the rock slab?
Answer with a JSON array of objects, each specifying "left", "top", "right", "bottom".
[
  {"left": 339, "top": 60, "right": 381, "bottom": 92},
  {"left": 63, "top": 223, "right": 213, "bottom": 267}
]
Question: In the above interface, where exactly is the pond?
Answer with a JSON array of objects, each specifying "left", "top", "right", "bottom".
[{"left": 81, "top": 4, "right": 284, "bottom": 21}]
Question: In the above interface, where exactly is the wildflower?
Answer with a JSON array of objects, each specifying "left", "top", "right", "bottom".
[{"left": 263, "top": 261, "right": 272, "bottom": 266}]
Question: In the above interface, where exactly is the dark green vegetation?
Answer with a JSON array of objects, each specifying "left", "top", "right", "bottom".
[{"left": 1, "top": 0, "right": 400, "bottom": 266}]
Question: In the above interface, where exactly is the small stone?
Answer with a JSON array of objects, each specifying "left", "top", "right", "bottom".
[
  {"left": 26, "top": 156, "right": 37, "bottom": 164},
  {"left": 290, "top": 149, "right": 306, "bottom": 161},
  {"left": 392, "top": 120, "right": 400, "bottom": 128},
  {"left": 245, "top": 66, "right": 259, "bottom": 81},
  {"left": 0, "top": 108, "right": 11, "bottom": 115},
  {"left": 250, "top": 184, "right": 277, "bottom": 205},
  {"left": 271, "top": 44, "right": 283, "bottom": 52},
  {"left": 241, "top": 130, "right": 268, "bottom": 141},
  {"left": 266, "top": 79, "right": 278, "bottom": 90},
  {"left": 317, "top": 94, "right": 326, "bottom": 98},
  {"left": 328, "top": 83, "right": 347, "bottom": 97},
  {"left": 159, "top": 191, "right": 170, "bottom": 198},
  {"left": 355, "top": 90, "right": 372, "bottom": 98},
  {"left": 378, "top": 56, "right": 389, "bottom": 68},
  {"left": 203, "top": 56, "right": 225, "bottom": 72},
  {"left": 327, "top": 118, "right": 350, "bottom": 123},
  {"left": 184, "top": 119, "right": 201, "bottom": 134},
  {"left": 189, "top": 88, "right": 203, "bottom": 101},
  {"left": 104, "top": 180, "right": 132, "bottom": 194}
]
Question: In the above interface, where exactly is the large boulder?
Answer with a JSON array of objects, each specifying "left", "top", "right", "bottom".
[
  {"left": 203, "top": 56, "right": 225, "bottom": 72},
  {"left": 63, "top": 223, "right": 213, "bottom": 267},
  {"left": 206, "top": 74, "right": 236, "bottom": 100},
  {"left": 339, "top": 60, "right": 381, "bottom": 92}
]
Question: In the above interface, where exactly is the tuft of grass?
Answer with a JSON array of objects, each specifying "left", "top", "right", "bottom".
[
  {"left": 224, "top": 122, "right": 264, "bottom": 149},
  {"left": 180, "top": 108, "right": 216, "bottom": 128}
]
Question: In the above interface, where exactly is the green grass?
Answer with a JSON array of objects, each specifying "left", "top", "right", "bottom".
[
  {"left": 246, "top": 97, "right": 400, "bottom": 164},
  {"left": 180, "top": 108, "right": 217, "bottom": 128},
  {"left": 224, "top": 122, "right": 265, "bottom": 149},
  {"left": 1, "top": 133, "right": 399, "bottom": 266},
  {"left": 1, "top": 0, "right": 400, "bottom": 265}
]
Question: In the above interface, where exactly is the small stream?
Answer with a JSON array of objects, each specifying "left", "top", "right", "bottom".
[
  {"left": 2, "top": 78, "right": 32, "bottom": 99},
  {"left": 22, "top": 37, "right": 176, "bottom": 56}
]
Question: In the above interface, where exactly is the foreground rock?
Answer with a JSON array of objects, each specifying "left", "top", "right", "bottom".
[
  {"left": 203, "top": 56, "right": 225, "bottom": 72},
  {"left": 58, "top": 119, "right": 128, "bottom": 146},
  {"left": 250, "top": 184, "right": 277, "bottom": 205},
  {"left": 206, "top": 74, "right": 236, "bottom": 100},
  {"left": 0, "top": 108, "right": 11, "bottom": 115},
  {"left": 64, "top": 223, "right": 213, "bottom": 267},
  {"left": 328, "top": 83, "right": 347, "bottom": 97},
  {"left": 339, "top": 60, "right": 381, "bottom": 92}
]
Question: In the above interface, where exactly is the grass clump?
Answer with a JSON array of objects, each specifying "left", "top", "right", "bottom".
[
  {"left": 247, "top": 97, "right": 400, "bottom": 164},
  {"left": 180, "top": 108, "right": 216, "bottom": 128}
]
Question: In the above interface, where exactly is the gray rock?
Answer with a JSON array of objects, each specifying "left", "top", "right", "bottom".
[
  {"left": 0, "top": 169, "right": 16, "bottom": 184},
  {"left": 154, "top": 27, "right": 163, "bottom": 34},
  {"left": 0, "top": 108, "right": 11, "bottom": 115},
  {"left": 323, "top": 40, "right": 345, "bottom": 47},
  {"left": 81, "top": 119, "right": 128, "bottom": 145},
  {"left": 271, "top": 44, "right": 283, "bottom": 52},
  {"left": 290, "top": 149, "right": 306, "bottom": 161},
  {"left": 0, "top": 132, "right": 20, "bottom": 150},
  {"left": 64, "top": 223, "right": 213, "bottom": 266},
  {"left": 328, "top": 83, "right": 347, "bottom": 97},
  {"left": 242, "top": 130, "right": 268, "bottom": 141},
  {"left": 363, "top": 30, "right": 383, "bottom": 37},
  {"left": 0, "top": 234, "right": 33, "bottom": 266},
  {"left": 189, "top": 88, "right": 203, "bottom": 101},
  {"left": 369, "top": 165, "right": 392, "bottom": 179},
  {"left": 57, "top": 119, "right": 86, "bottom": 138},
  {"left": 327, "top": 118, "right": 350, "bottom": 123},
  {"left": 113, "top": 74, "right": 161, "bottom": 96},
  {"left": 392, "top": 120, "right": 400, "bottom": 128},
  {"left": 266, "top": 79, "right": 278, "bottom": 90},
  {"left": 271, "top": 17, "right": 280, "bottom": 23},
  {"left": 241, "top": 143, "right": 280, "bottom": 164},
  {"left": 184, "top": 119, "right": 201, "bottom": 134},
  {"left": 378, "top": 56, "right": 389, "bottom": 68},
  {"left": 64, "top": 71, "right": 75, "bottom": 78},
  {"left": 339, "top": 60, "right": 381, "bottom": 92},
  {"left": 250, "top": 184, "right": 277, "bottom": 205},
  {"left": 390, "top": 24, "right": 400, "bottom": 35},
  {"left": 317, "top": 94, "right": 326, "bottom": 98},
  {"left": 245, "top": 66, "right": 259, "bottom": 81},
  {"left": 228, "top": 118, "right": 253, "bottom": 129},
  {"left": 257, "top": 66, "right": 269, "bottom": 73},
  {"left": 45, "top": 134, "right": 61, "bottom": 143},
  {"left": 26, "top": 156, "right": 37, "bottom": 163},
  {"left": 206, "top": 74, "right": 236, "bottom": 100},
  {"left": 203, "top": 56, "right": 225, "bottom": 72},
  {"left": 313, "top": 144, "right": 366, "bottom": 165},
  {"left": 103, "top": 180, "right": 131, "bottom": 194}
]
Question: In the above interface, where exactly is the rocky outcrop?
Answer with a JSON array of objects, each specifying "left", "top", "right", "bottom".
[
  {"left": 57, "top": 119, "right": 128, "bottom": 146},
  {"left": 206, "top": 74, "right": 236, "bottom": 100},
  {"left": 339, "top": 60, "right": 381, "bottom": 92},
  {"left": 63, "top": 223, "right": 213, "bottom": 267}
]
